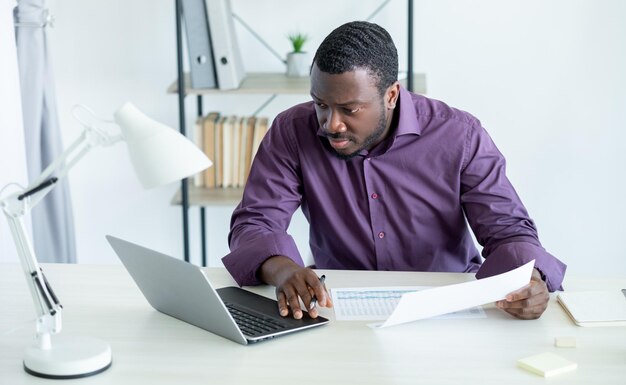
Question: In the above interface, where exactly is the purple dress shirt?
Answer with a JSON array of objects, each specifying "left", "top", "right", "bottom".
[{"left": 223, "top": 87, "right": 566, "bottom": 291}]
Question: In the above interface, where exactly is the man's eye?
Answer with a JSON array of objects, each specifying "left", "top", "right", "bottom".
[
  {"left": 345, "top": 107, "right": 360, "bottom": 114},
  {"left": 316, "top": 103, "right": 328, "bottom": 109}
]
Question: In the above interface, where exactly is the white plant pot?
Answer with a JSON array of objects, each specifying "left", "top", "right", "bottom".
[{"left": 286, "top": 52, "right": 310, "bottom": 77}]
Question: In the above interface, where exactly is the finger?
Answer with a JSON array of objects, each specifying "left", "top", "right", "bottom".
[
  {"left": 301, "top": 284, "right": 318, "bottom": 317},
  {"left": 306, "top": 275, "right": 331, "bottom": 308},
  {"left": 499, "top": 289, "right": 549, "bottom": 310},
  {"left": 321, "top": 279, "right": 333, "bottom": 307},
  {"left": 498, "top": 290, "right": 549, "bottom": 311},
  {"left": 499, "top": 291, "right": 548, "bottom": 316},
  {"left": 505, "top": 279, "right": 548, "bottom": 302},
  {"left": 276, "top": 290, "right": 289, "bottom": 317},
  {"left": 497, "top": 293, "right": 548, "bottom": 310},
  {"left": 497, "top": 291, "right": 549, "bottom": 319},
  {"left": 504, "top": 284, "right": 532, "bottom": 302},
  {"left": 305, "top": 286, "right": 320, "bottom": 315},
  {"left": 306, "top": 286, "right": 315, "bottom": 306},
  {"left": 284, "top": 288, "right": 304, "bottom": 319},
  {"left": 301, "top": 285, "right": 317, "bottom": 309},
  {"left": 501, "top": 304, "right": 546, "bottom": 320}
]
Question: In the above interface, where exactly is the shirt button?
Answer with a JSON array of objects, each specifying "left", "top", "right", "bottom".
[
  {"left": 371, "top": 193, "right": 378, "bottom": 199},
  {"left": 378, "top": 231, "right": 385, "bottom": 239}
]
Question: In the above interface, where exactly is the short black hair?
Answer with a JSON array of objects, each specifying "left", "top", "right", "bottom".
[{"left": 313, "top": 21, "right": 398, "bottom": 96}]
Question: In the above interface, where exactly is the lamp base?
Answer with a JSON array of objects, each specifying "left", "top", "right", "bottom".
[{"left": 23, "top": 335, "right": 112, "bottom": 379}]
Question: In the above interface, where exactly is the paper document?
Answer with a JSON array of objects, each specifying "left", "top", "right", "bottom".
[
  {"left": 372, "top": 260, "right": 534, "bottom": 328},
  {"left": 332, "top": 260, "right": 533, "bottom": 328},
  {"left": 332, "top": 287, "right": 486, "bottom": 321}
]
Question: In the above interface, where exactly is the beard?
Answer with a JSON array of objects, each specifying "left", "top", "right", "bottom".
[{"left": 330, "top": 109, "right": 389, "bottom": 160}]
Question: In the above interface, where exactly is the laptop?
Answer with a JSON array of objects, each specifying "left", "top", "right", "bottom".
[{"left": 106, "top": 235, "right": 329, "bottom": 345}]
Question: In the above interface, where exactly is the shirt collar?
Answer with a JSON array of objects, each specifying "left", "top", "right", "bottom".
[{"left": 394, "top": 85, "right": 421, "bottom": 137}]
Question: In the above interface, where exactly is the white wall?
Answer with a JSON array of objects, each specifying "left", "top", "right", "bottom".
[
  {"left": 412, "top": 0, "right": 626, "bottom": 279},
  {"left": 41, "top": 0, "right": 624, "bottom": 277}
]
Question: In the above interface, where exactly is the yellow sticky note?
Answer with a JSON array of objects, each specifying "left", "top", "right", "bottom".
[
  {"left": 555, "top": 336, "right": 577, "bottom": 348},
  {"left": 517, "top": 352, "right": 577, "bottom": 377}
]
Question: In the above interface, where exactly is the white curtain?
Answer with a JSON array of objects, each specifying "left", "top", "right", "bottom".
[
  {"left": 0, "top": 1, "right": 29, "bottom": 263},
  {"left": 14, "top": 0, "right": 76, "bottom": 263}
]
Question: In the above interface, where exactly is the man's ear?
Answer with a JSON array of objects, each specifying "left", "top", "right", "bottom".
[{"left": 385, "top": 81, "right": 401, "bottom": 110}]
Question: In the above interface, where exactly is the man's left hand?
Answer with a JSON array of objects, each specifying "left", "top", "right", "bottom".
[{"left": 496, "top": 268, "right": 549, "bottom": 320}]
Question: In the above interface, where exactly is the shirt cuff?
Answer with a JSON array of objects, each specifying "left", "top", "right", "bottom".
[
  {"left": 222, "top": 232, "right": 304, "bottom": 286},
  {"left": 476, "top": 241, "right": 566, "bottom": 292}
]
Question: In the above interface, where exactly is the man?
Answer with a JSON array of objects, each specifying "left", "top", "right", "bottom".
[{"left": 223, "top": 21, "right": 566, "bottom": 321}]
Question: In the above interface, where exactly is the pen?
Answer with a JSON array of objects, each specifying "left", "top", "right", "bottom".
[{"left": 309, "top": 274, "right": 326, "bottom": 310}]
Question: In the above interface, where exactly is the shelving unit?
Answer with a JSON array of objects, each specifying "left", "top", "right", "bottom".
[{"left": 172, "top": 0, "right": 421, "bottom": 266}]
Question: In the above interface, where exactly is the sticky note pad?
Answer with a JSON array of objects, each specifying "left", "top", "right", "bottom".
[
  {"left": 555, "top": 336, "right": 577, "bottom": 348},
  {"left": 517, "top": 352, "right": 577, "bottom": 377}
]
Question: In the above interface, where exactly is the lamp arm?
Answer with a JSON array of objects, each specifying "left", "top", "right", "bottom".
[
  {"left": 0, "top": 111, "right": 122, "bottom": 350},
  {"left": 3, "top": 212, "right": 61, "bottom": 349},
  {"left": 26, "top": 122, "right": 123, "bottom": 209},
  {"left": 29, "top": 130, "right": 88, "bottom": 189}
]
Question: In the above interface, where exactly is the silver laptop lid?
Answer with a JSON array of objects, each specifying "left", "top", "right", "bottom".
[{"left": 106, "top": 235, "right": 248, "bottom": 345}]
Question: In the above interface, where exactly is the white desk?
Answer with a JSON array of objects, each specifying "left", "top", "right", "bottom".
[{"left": 1, "top": 264, "right": 624, "bottom": 384}]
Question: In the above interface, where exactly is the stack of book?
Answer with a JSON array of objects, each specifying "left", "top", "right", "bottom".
[{"left": 193, "top": 113, "right": 269, "bottom": 189}]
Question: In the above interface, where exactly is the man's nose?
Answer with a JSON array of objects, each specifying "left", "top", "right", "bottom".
[{"left": 324, "top": 110, "right": 346, "bottom": 134}]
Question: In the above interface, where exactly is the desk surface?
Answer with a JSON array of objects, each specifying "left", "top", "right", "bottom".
[{"left": 1, "top": 264, "right": 624, "bottom": 385}]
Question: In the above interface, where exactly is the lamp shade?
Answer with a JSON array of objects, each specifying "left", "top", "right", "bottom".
[{"left": 114, "top": 102, "right": 211, "bottom": 189}]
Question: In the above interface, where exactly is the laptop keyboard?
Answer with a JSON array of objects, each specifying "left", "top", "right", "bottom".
[{"left": 225, "top": 302, "right": 288, "bottom": 337}]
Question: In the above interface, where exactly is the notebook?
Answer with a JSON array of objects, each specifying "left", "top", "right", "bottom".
[
  {"left": 557, "top": 290, "right": 626, "bottom": 327},
  {"left": 106, "top": 235, "right": 329, "bottom": 345}
]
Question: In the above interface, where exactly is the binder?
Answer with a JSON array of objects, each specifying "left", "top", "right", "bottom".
[
  {"left": 205, "top": 0, "right": 245, "bottom": 90},
  {"left": 181, "top": 0, "right": 217, "bottom": 89}
]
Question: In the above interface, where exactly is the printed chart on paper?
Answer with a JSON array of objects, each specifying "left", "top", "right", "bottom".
[{"left": 331, "top": 286, "right": 486, "bottom": 321}]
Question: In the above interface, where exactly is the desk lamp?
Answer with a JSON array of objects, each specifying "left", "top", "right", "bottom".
[{"left": 0, "top": 102, "right": 211, "bottom": 379}]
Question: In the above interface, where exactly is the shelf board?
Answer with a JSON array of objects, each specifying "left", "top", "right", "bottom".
[
  {"left": 168, "top": 72, "right": 426, "bottom": 95},
  {"left": 168, "top": 72, "right": 311, "bottom": 95},
  {"left": 171, "top": 185, "right": 243, "bottom": 206}
]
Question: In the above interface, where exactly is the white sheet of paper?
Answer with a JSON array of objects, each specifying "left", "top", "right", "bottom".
[
  {"left": 331, "top": 286, "right": 486, "bottom": 321},
  {"left": 374, "top": 260, "right": 535, "bottom": 328}
]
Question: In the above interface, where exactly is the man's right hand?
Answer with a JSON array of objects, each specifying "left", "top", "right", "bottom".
[{"left": 259, "top": 255, "right": 332, "bottom": 319}]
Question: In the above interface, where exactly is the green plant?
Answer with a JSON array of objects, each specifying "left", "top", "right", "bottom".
[{"left": 288, "top": 32, "right": 308, "bottom": 53}]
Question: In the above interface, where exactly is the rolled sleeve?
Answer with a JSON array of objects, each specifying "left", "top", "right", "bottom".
[
  {"left": 222, "top": 232, "right": 304, "bottom": 286},
  {"left": 462, "top": 123, "right": 566, "bottom": 292},
  {"left": 222, "top": 107, "right": 307, "bottom": 286},
  {"left": 476, "top": 239, "right": 566, "bottom": 292}
]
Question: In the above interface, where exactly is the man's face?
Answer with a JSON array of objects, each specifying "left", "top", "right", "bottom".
[{"left": 310, "top": 64, "right": 398, "bottom": 159}]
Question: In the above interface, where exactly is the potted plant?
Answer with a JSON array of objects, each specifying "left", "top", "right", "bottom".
[{"left": 286, "top": 32, "right": 310, "bottom": 77}]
